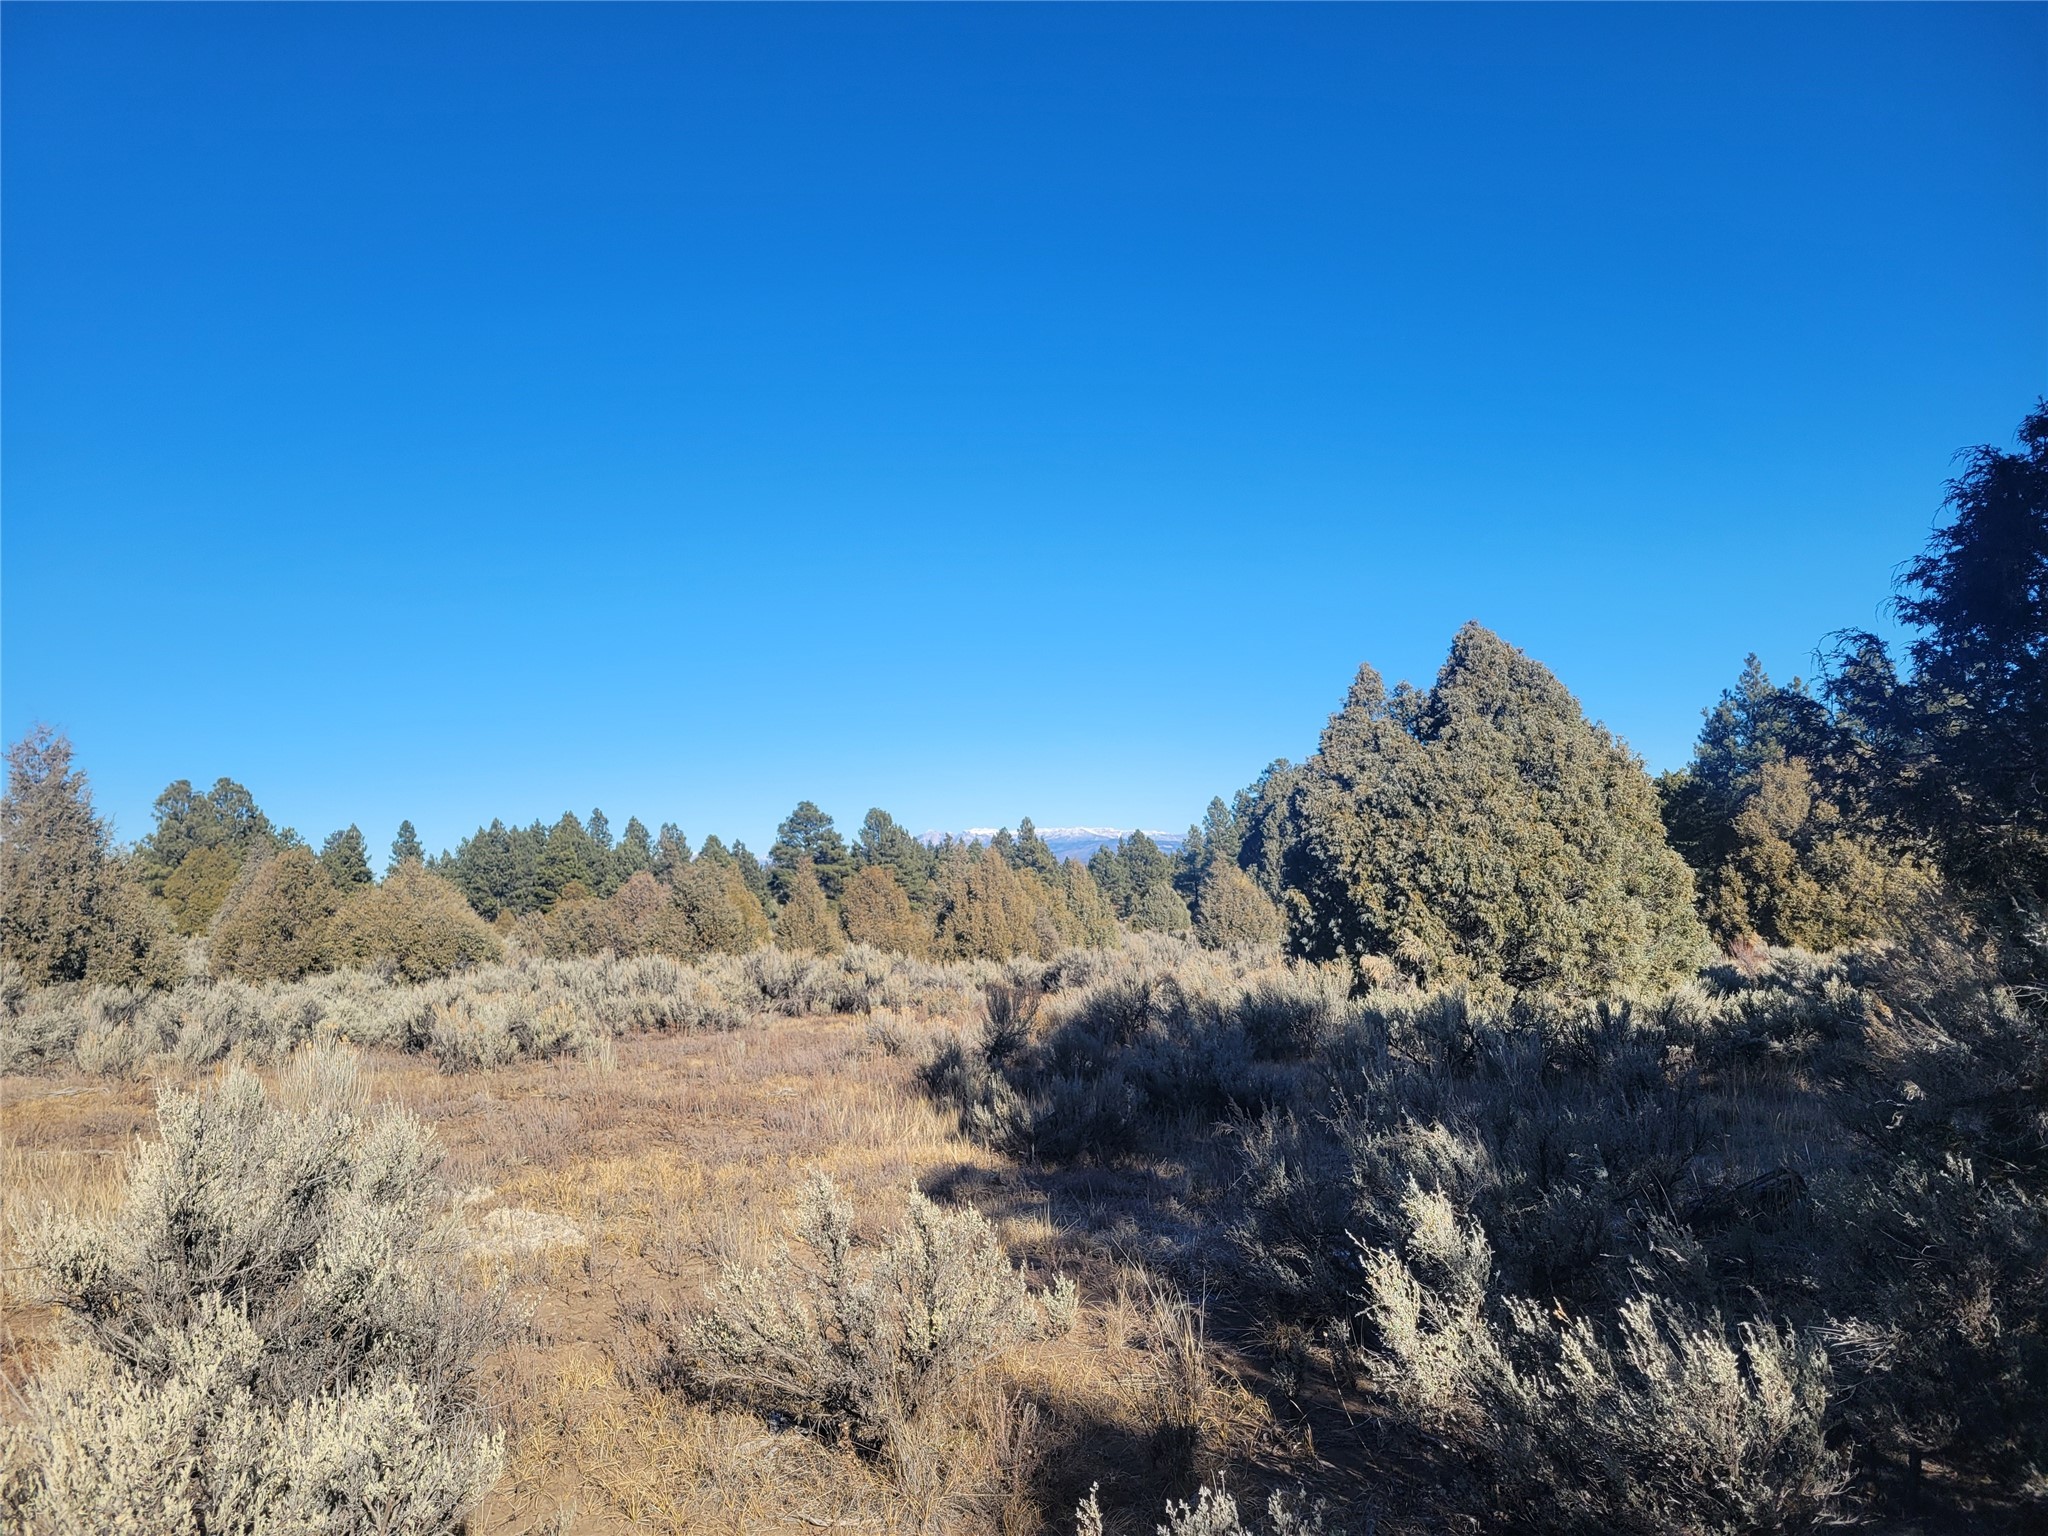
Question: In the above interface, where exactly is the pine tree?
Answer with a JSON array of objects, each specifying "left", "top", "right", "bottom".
[
  {"left": 534, "top": 812, "right": 596, "bottom": 909},
  {"left": 770, "top": 802, "right": 851, "bottom": 901},
  {"left": 1009, "top": 818, "right": 1059, "bottom": 878},
  {"left": 134, "top": 777, "right": 278, "bottom": 893},
  {"left": 936, "top": 845, "right": 1056, "bottom": 961},
  {"left": 1265, "top": 624, "right": 1708, "bottom": 995},
  {"left": 653, "top": 823, "right": 693, "bottom": 884},
  {"left": 616, "top": 817, "right": 656, "bottom": 884},
  {"left": 1049, "top": 859, "right": 1120, "bottom": 949},
  {"left": 853, "top": 808, "right": 937, "bottom": 906},
  {"left": 774, "top": 856, "right": 842, "bottom": 954},
  {"left": 388, "top": 820, "right": 425, "bottom": 873},
  {"left": 318, "top": 825, "right": 375, "bottom": 891},
  {"left": 1, "top": 728, "right": 177, "bottom": 987}
]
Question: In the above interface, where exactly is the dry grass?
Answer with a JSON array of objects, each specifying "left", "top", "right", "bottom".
[{"left": 0, "top": 1003, "right": 1283, "bottom": 1535}]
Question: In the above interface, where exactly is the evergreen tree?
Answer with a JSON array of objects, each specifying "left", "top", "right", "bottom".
[
  {"left": 586, "top": 808, "right": 620, "bottom": 895},
  {"left": 388, "top": 820, "right": 425, "bottom": 873},
  {"left": 853, "top": 808, "right": 937, "bottom": 906},
  {"left": 774, "top": 857, "right": 842, "bottom": 954},
  {"left": 0, "top": 728, "right": 177, "bottom": 987},
  {"left": 330, "top": 862, "right": 501, "bottom": 981},
  {"left": 161, "top": 845, "right": 240, "bottom": 935},
  {"left": 1194, "top": 865, "right": 1284, "bottom": 950},
  {"left": 1660, "top": 656, "right": 1925, "bottom": 947},
  {"left": 672, "top": 857, "right": 772, "bottom": 954},
  {"left": 653, "top": 823, "right": 693, "bottom": 883},
  {"left": 838, "top": 865, "right": 930, "bottom": 957},
  {"left": 732, "top": 841, "right": 775, "bottom": 918},
  {"left": 1049, "top": 859, "right": 1121, "bottom": 949},
  {"left": 1829, "top": 402, "right": 2048, "bottom": 906},
  {"left": 1009, "top": 818, "right": 1059, "bottom": 879},
  {"left": 534, "top": 812, "right": 595, "bottom": 909},
  {"left": 445, "top": 819, "right": 534, "bottom": 921},
  {"left": 770, "top": 802, "right": 851, "bottom": 901},
  {"left": 1262, "top": 624, "right": 1708, "bottom": 995},
  {"left": 616, "top": 816, "right": 656, "bottom": 884},
  {"left": 936, "top": 844, "right": 1056, "bottom": 961},
  {"left": 134, "top": 776, "right": 278, "bottom": 893},
  {"left": 318, "top": 825, "right": 375, "bottom": 891},
  {"left": 210, "top": 846, "right": 340, "bottom": 982}
]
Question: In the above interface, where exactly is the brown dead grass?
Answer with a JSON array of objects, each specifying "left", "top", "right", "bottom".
[{"left": 0, "top": 1012, "right": 1284, "bottom": 1535}]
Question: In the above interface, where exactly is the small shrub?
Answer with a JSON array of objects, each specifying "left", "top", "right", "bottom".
[{"left": 674, "top": 1176, "right": 1049, "bottom": 1484}]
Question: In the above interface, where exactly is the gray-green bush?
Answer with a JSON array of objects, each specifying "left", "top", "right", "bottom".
[{"left": 2, "top": 1049, "right": 504, "bottom": 1534}]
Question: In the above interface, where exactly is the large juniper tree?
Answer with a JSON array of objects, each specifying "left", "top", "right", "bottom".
[{"left": 1255, "top": 623, "right": 1707, "bottom": 995}]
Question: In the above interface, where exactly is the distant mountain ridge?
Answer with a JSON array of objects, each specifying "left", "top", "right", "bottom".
[{"left": 917, "top": 826, "right": 1185, "bottom": 863}]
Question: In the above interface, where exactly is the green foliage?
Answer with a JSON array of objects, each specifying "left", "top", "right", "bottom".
[
  {"left": 161, "top": 846, "right": 240, "bottom": 935},
  {"left": 1828, "top": 402, "right": 2048, "bottom": 908},
  {"left": 319, "top": 823, "right": 376, "bottom": 891},
  {"left": 210, "top": 847, "right": 341, "bottom": 982},
  {"left": 330, "top": 863, "right": 503, "bottom": 981},
  {"left": 936, "top": 844, "right": 1057, "bottom": 961},
  {"left": 1259, "top": 624, "right": 1708, "bottom": 996},
  {"left": 839, "top": 864, "right": 931, "bottom": 957},
  {"left": 854, "top": 807, "right": 938, "bottom": 907},
  {"left": 771, "top": 801, "right": 852, "bottom": 901},
  {"left": 1660, "top": 656, "right": 1927, "bottom": 948},
  {"left": 1, "top": 727, "right": 178, "bottom": 989},
  {"left": 134, "top": 775, "right": 278, "bottom": 895},
  {"left": 672, "top": 858, "right": 774, "bottom": 955},
  {"left": 1194, "top": 865, "right": 1283, "bottom": 950},
  {"left": 775, "top": 856, "right": 843, "bottom": 955},
  {"left": 389, "top": 819, "right": 425, "bottom": 873}
]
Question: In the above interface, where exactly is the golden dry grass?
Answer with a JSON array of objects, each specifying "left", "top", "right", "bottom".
[{"left": 0, "top": 1010, "right": 1288, "bottom": 1536}]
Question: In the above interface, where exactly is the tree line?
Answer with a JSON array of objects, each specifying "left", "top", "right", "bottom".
[{"left": 4, "top": 404, "right": 2041, "bottom": 993}]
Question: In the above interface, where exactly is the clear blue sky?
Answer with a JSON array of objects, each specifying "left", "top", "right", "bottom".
[{"left": 4, "top": 4, "right": 2042, "bottom": 857}]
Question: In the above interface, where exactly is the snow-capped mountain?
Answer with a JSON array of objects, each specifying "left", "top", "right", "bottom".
[{"left": 917, "top": 826, "right": 1184, "bottom": 863}]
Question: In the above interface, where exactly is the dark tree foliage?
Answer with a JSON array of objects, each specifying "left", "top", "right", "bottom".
[
  {"left": 1, "top": 727, "right": 177, "bottom": 987},
  {"left": 854, "top": 808, "right": 938, "bottom": 906},
  {"left": 134, "top": 776, "right": 280, "bottom": 894},
  {"left": 318, "top": 825, "right": 375, "bottom": 891},
  {"left": 769, "top": 802, "right": 852, "bottom": 902},
  {"left": 616, "top": 816, "right": 655, "bottom": 885},
  {"left": 1088, "top": 831, "right": 1187, "bottom": 931},
  {"left": 1660, "top": 657, "right": 1927, "bottom": 948},
  {"left": 1248, "top": 624, "right": 1706, "bottom": 995},
  {"left": 388, "top": 819, "right": 425, "bottom": 873},
  {"left": 1829, "top": 402, "right": 2048, "bottom": 909}
]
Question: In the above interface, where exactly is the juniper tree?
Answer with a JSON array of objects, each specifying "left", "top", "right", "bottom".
[
  {"left": 1263, "top": 624, "right": 1708, "bottom": 995},
  {"left": 1661, "top": 656, "right": 1927, "bottom": 947},
  {"left": 0, "top": 728, "right": 177, "bottom": 988},
  {"left": 210, "top": 846, "right": 341, "bottom": 982},
  {"left": 775, "top": 857, "right": 842, "bottom": 954},
  {"left": 838, "top": 864, "right": 931, "bottom": 957}
]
